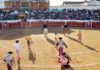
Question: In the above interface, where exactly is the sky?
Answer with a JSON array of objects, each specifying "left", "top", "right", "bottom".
[{"left": 50, "top": 0, "right": 86, "bottom": 6}]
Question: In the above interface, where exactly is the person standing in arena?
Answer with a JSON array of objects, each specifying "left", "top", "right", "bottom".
[
  {"left": 3, "top": 51, "right": 16, "bottom": 70},
  {"left": 62, "top": 23, "right": 69, "bottom": 36},
  {"left": 54, "top": 33, "right": 59, "bottom": 49},
  {"left": 57, "top": 37, "right": 67, "bottom": 63},
  {"left": 42, "top": 22, "right": 48, "bottom": 30},
  {"left": 77, "top": 31, "right": 82, "bottom": 44},
  {"left": 13, "top": 40, "right": 21, "bottom": 61},
  {"left": 25, "top": 34, "right": 33, "bottom": 49},
  {"left": 60, "top": 52, "right": 72, "bottom": 70},
  {"left": 43, "top": 23, "right": 48, "bottom": 37}
]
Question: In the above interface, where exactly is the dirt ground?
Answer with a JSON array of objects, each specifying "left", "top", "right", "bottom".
[{"left": 0, "top": 26, "right": 100, "bottom": 70}]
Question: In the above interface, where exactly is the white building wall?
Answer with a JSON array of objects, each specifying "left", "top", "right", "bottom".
[
  {"left": 50, "top": 5, "right": 100, "bottom": 10},
  {"left": 89, "top": 0, "right": 100, "bottom": 5}
]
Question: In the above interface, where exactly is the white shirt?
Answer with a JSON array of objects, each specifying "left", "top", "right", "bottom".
[
  {"left": 13, "top": 43, "right": 20, "bottom": 51},
  {"left": 44, "top": 28, "right": 48, "bottom": 33},
  {"left": 3, "top": 54, "right": 13, "bottom": 65},
  {"left": 58, "top": 40, "right": 64, "bottom": 48}
]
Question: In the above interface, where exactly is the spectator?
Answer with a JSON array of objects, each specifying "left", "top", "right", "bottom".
[{"left": 0, "top": 8, "right": 100, "bottom": 20}]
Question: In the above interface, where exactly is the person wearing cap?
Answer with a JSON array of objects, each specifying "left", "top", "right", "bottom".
[
  {"left": 57, "top": 37, "right": 67, "bottom": 63},
  {"left": 3, "top": 51, "right": 15, "bottom": 70},
  {"left": 13, "top": 40, "right": 21, "bottom": 61}
]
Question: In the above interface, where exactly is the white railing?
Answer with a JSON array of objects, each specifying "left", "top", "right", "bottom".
[
  {"left": 50, "top": 5, "right": 100, "bottom": 10},
  {"left": 0, "top": 19, "right": 99, "bottom": 23}
]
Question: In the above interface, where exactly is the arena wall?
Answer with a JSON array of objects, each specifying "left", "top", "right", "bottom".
[{"left": 0, "top": 21, "right": 100, "bottom": 30}]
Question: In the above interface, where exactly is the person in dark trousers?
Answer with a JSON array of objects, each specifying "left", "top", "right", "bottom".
[
  {"left": 3, "top": 51, "right": 16, "bottom": 70},
  {"left": 42, "top": 23, "right": 48, "bottom": 30},
  {"left": 63, "top": 23, "right": 69, "bottom": 36}
]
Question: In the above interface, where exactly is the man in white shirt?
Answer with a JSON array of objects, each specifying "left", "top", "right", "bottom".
[
  {"left": 13, "top": 40, "right": 21, "bottom": 61},
  {"left": 57, "top": 37, "right": 67, "bottom": 56},
  {"left": 57, "top": 37, "right": 67, "bottom": 63},
  {"left": 3, "top": 51, "right": 15, "bottom": 70}
]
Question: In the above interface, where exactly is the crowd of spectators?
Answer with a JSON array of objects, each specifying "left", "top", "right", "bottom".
[{"left": 0, "top": 9, "right": 100, "bottom": 20}]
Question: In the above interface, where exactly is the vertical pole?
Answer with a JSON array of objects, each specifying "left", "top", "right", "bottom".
[
  {"left": 91, "top": 20, "right": 92, "bottom": 29},
  {"left": 2, "top": 22, "right": 4, "bottom": 30},
  {"left": 20, "top": 0, "right": 21, "bottom": 9},
  {"left": 21, "top": 21, "right": 23, "bottom": 28},
  {"left": 85, "top": 22, "right": 87, "bottom": 28},
  {"left": 7, "top": 22, "right": 9, "bottom": 29},
  {"left": 29, "top": 1, "right": 31, "bottom": 9},
  {"left": 38, "top": 2, "right": 39, "bottom": 9},
  {"left": 30, "top": 22, "right": 31, "bottom": 28}
]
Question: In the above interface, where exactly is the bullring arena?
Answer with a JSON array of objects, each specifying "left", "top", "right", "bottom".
[{"left": 0, "top": 21, "right": 100, "bottom": 70}]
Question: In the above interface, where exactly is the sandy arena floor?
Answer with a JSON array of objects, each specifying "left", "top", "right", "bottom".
[{"left": 0, "top": 26, "right": 100, "bottom": 70}]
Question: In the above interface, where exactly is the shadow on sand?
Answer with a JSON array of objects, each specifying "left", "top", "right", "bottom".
[
  {"left": 0, "top": 26, "right": 75, "bottom": 40},
  {"left": 17, "top": 60, "right": 21, "bottom": 70},
  {"left": 45, "top": 36, "right": 55, "bottom": 45},
  {"left": 67, "top": 36, "right": 98, "bottom": 52},
  {"left": 28, "top": 48, "right": 36, "bottom": 64}
]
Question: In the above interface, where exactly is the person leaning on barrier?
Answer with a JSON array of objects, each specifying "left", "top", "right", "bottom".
[
  {"left": 42, "top": 23, "right": 48, "bottom": 31},
  {"left": 42, "top": 23, "right": 48, "bottom": 37},
  {"left": 62, "top": 23, "right": 69, "bottom": 36}
]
